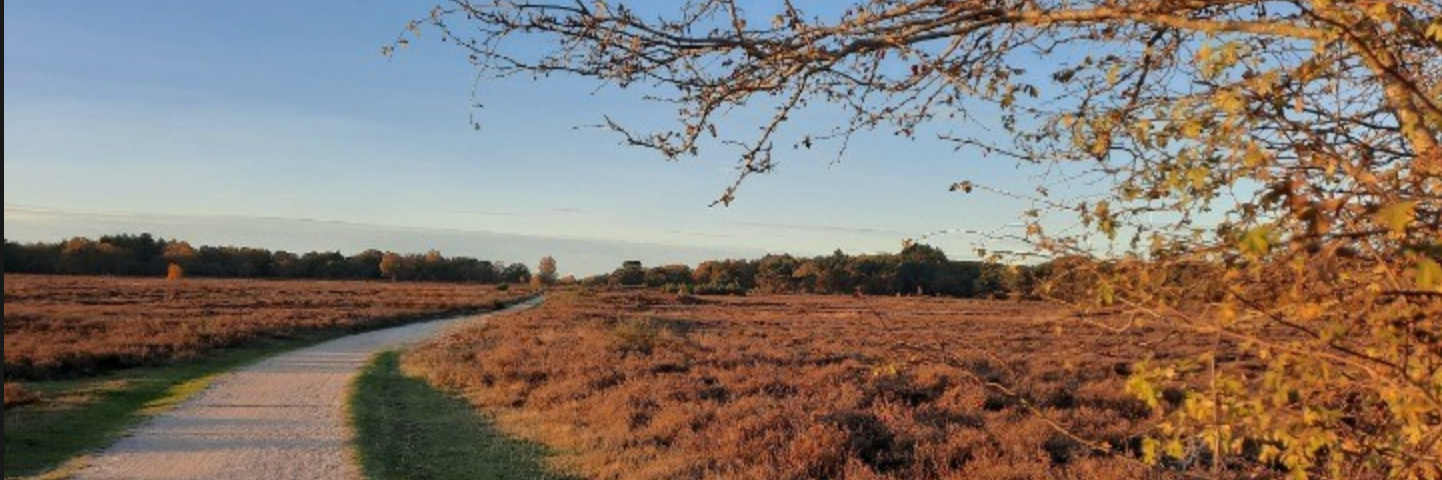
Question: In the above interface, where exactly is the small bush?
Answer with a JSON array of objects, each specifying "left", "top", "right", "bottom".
[
  {"left": 611, "top": 318, "right": 665, "bottom": 354},
  {"left": 693, "top": 282, "right": 746, "bottom": 296},
  {"left": 166, "top": 263, "right": 185, "bottom": 281},
  {"left": 5, "top": 382, "right": 40, "bottom": 410}
]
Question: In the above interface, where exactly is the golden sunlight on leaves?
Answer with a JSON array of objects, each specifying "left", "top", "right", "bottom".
[
  {"left": 1416, "top": 258, "right": 1442, "bottom": 291},
  {"left": 1238, "top": 226, "right": 1274, "bottom": 259},
  {"left": 1376, "top": 201, "right": 1418, "bottom": 235}
]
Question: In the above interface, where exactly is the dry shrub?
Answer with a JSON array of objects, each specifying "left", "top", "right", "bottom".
[
  {"left": 408, "top": 291, "right": 1220, "bottom": 480},
  {"left": 3, "top": 275, "right": 531, "bottom": 380},
  {"left": 5, "top": 382, "right": 39, "bottom": 409}
]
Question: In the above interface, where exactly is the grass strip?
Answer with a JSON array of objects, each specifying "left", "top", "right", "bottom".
[{"left": 351, "top": 351, "right": 577, "bottom": 480}]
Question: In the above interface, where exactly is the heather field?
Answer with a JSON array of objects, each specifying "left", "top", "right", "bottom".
[
  {"left": 407, "top": 290, "right": 1245, "bottom": 480},
  {"left": 3, "top": 275, "right": 531, "bottom": 382}
]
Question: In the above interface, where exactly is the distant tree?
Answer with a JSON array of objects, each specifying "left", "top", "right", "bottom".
[
  {"left": 162, "top": 242, "right": 198, "bottom": 271},
  {"left": 848, "top": 255, "right": 899, "bottom": 295},
  {"left": 166, "top": 263, "right": 185, "bottom": 282},
  {"left": 379, "top": 252, "right": 403, "bottom": 282},
  {"left": 4, "top": 234, "right": 525, "bottom": 284},
  {"left": 791, "top": 261, "right": 822, "bottom": 293},
  {"left": 644, "top": 264, "right": 694, "bottom": 288},
  {"left": 2, "top": 239, "right": 16, "bottom": 274},
  {"left": 346, "top": 250, "right": 385, "bottom": 280},
  {"left": 693, "top": 259, "right": 757, "bottom": 291},
  {"left": 974, "top": 263, "right": 1019, "bottom": 300},
  {"left": 756, "top": 255, "right": 801, "bottom": 293},
  {"left": 500, "top": 263, "right": 531, "bottom": 284},
  {"left": 100, "top": 234, "right": 165, "bottom": 274},
  {"left": 536, "top": 256, "right": 558, "bottom": 287},
  {"left": 896, "top": 243, "right": 949, "bottom": 296},
  {"left": 814, "top": 250, "right": 855, "bottom": 295},
  {"left": 226, "top": 247, "right": 275, "bottom": 277},
  {"left": 299, "top": 252, "right": 348, "bottom": 279},
  {"left": 59, "top": 238, "right": 130, "bottom": 275},
  {"left": 10, "top": 241, "right": 62, "bottom": 274},
  {"left": 611, "top": 261, "right": 647, "bottom": 287},
  {"left": 270, "top": 251, "right": 304, "bottom": 278},
  {"left": 424, "top": 250, "right": 444, "bottom": 264}
]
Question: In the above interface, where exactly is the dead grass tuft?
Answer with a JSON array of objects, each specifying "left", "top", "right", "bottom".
[{"left": 5, "top": 382, "right": 40, "bottom": 409}]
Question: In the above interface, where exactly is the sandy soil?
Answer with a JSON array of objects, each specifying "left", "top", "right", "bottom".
[{"left": 74, "top": 298, "right": 542, "bottom": 480}]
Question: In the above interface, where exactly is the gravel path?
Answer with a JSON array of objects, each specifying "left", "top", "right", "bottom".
[{"left": 75, "top": 298, "right": 541, "bottom": 480}]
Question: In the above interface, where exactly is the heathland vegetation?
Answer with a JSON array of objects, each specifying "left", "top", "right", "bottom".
[
  {"left": 3, "top": 275, "right": 530, "bottom": 382},
  {"left": 407, "top": 290, "right": 1231, "bottom": 479},
  {"left": 3, "top": 234, "right": 532, "bottom": 283}
]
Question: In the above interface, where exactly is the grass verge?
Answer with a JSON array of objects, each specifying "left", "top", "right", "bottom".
[{"left": 351, "top": 351, "right": 577, "bottom": 480}]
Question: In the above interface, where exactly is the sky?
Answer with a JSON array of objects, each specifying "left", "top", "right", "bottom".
[{"left": 4, "top": 1, "right": 1074, "bottom": 276}]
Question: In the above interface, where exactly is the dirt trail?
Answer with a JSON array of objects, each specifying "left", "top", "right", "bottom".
[{"left": 75, "top": 298, "right": 542, "bottom": 480}]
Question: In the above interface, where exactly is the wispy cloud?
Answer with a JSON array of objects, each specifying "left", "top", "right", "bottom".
[
  {"left": 733, "top": 221, "right": 909, "bottom": 237},
  {"left": 450, "top": 206, "right": 911, "bottom": 238}
]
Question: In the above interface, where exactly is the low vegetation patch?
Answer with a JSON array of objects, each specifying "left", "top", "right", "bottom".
[
  {"left": 352, "top": 351, "right": 577, "bottom": 480},
  {"left": 409, "top": 291, "right": 1239, "bottom": 480},
  {"left": 5, "top": 382, "right": 39, "bottom": 410},
  {"left": 4, "top": 275, "right": 530, "bottom": 381}
]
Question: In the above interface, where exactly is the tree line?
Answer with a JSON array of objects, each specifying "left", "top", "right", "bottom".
[
  {"left": 2, "top": 234, "right": 531, "bottom": 283},
  {"left": 599, "top": 243, "right": 1045, "bottom": 299}
]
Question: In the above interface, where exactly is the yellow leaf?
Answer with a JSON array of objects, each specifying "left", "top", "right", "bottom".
[
  {"left": 1238, "top": 226, "right": 1273, "bottom": 258},
  {"left": 1182, "top": 120, "right": 1203, "bottom": 139},
  {"left": 1126, "top": 375, "right": 1158, "bottom": 408},
  {"left": 1214, "top": 90, "right": 1245, "bottom": 115},
  {"left": 1417, "top": 258, "right": 1442, "bottom": 292},
  {"left": 1141, "top": 438, "right": 1161, "bottom": 464},
  {"left": 1367, "top": 3, "right": 1390, "bottom": 20},
  {"left": 1164, "top": 439, "right": 1185, "bottom": 459},
  {"left": 1375, "top": 201, "right": 1417, "bottom": 235},
  {"left": 1098, "top": 281, "right": 1116, "bottom": 306},
  {"left": 1243, "top": 144, "right": 1268, "bottom": 168}
]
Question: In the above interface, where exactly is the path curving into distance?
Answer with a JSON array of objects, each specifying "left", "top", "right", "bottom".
[{"left": 75, "top": 297, "right": 543, "bottom": 480}]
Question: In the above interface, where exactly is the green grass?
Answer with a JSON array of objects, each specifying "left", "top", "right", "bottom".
[
  {"left": 4, "top": 331, "right": 382, "bottom": 479},
  {"left": 351, "top": 352, "right": 578, "bottom": 480}
]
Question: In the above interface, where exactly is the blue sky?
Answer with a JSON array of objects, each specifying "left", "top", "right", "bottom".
[{"left": 4, "top": 1, "right": 1069, "bottom": 275}]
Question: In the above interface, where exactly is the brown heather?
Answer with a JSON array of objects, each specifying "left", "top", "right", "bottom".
[
  {"left": 408, "top": 290, "right": 1237, "bottom": 480},
  {"left": 3, "top": 274, "right": 531, "bottom": 381},
  {"left": 4, "top": 382, "right": 39, "bottom": 410}
]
